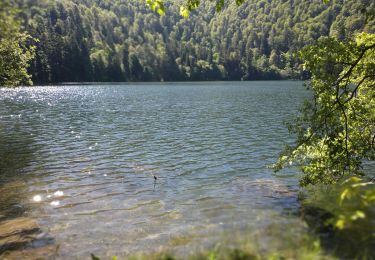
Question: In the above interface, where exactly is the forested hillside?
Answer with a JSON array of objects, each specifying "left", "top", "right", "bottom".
[{"left": 16, "top": 0, "right": 375, "bottom": 83}]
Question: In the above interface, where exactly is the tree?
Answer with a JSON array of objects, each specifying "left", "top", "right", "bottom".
[
  {"left": 0, "top": 0, "right": 35, "bottom": 87},
  {"left": 13, "top": 0, "right": 369, "bottom": 84},
  {"left": 275, "top": 33, "right": 375, "bottom": 185},
  {"left": 274, "top": 32, "right": 375, "bottom": 229}
]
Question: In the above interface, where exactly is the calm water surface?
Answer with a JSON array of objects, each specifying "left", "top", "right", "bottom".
[{"left": 0, "top": 81, "right": 309, "bottom": 258}]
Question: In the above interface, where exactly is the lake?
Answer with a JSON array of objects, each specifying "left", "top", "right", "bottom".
[{"left": 0, "top": 81, "right": 310, "bottom": 258}]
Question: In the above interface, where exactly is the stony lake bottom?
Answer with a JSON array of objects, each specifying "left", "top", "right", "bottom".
[{"left": 0, "top": 81, "right": 312, "bottom": 258}]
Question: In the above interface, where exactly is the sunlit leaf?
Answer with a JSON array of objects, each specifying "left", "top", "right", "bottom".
[
  {"left": 335, "top": 218, "right": 345, "bottom": 230},
  {"left": 180, "top": 6, "right": 189, "bottom": 17}
]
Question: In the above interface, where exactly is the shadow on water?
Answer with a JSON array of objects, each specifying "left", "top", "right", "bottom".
[{"left": 0, "top": 101, "right": 56, "bottom": 258}]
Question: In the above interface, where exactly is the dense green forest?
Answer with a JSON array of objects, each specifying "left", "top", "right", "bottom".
[{"left": 13, "top": 0, "right": 375, "bottom": 83}]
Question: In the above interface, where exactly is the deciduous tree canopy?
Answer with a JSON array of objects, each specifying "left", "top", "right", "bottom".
[
  {"left": 275, "top": 33, "right": 375, "bottom": 186},
  {"left": 0, "top": 0, "right": 35, "bottom": 87},
  {"left": 274, "top": 28, "right": 375, "bottom": 235}
]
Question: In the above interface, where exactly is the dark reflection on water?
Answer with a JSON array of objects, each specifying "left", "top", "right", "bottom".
[
  {"left": 0, "top": 81, "right": 310, "bottom": 258},
  {"left": 0, "top": 100, "right": 41, "bottom": 220}
]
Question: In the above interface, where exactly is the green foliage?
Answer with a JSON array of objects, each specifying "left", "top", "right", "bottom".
[
  {"left": 15, "top": 0, "right": 374, "bottom": 84},
  {"left": 0, "top": 0, "right": 35, "bottom": 87},
  {"left": 275, "top": 32, "right": 375, "bottom": 186},
  {"left": 271, "top": 1, "right": 374, "bottom": 247},
  {"left": 145, "top": 0, "right": 165, "bottom": 16},
  {"left": 334, "top": 177, "right": 375, "bottom": 230},
  {"left": 179, "top": 0, "right": 245, "bottom": 17},
  {"left": 2, "top": 0, "right": 374, "bottom": 84},
  {"left": 91, "top": 254, "right": 118, "bottom": 260},
  {"left": 301, "top": 177, "right": 375, "bottom": 258},
  {"left": 273, "top": 26, "right": 375, "bottom": 255}
]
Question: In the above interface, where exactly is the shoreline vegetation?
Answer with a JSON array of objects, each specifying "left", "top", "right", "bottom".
[{"left": 1, "top": 0, "right": 374, "bottom": 86}]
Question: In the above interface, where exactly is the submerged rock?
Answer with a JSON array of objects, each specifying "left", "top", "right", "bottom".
[
  {"left": 0, "top": 218, "right": 40, "bottom": 252},
  {"left": 0, "top": 217, "right": 56, "bottom": 259},
  {"left": 231, "top": 178, "right": 297, "bottom": 198}
]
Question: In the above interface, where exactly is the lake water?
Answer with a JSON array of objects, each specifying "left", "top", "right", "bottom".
[{"left": 0, "top": 81, "right": 310, "bottom": 258}]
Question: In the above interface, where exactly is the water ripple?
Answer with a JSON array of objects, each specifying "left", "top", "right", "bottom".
[{"left": 0, "top": 82, "right": 308, "bottom": 257}]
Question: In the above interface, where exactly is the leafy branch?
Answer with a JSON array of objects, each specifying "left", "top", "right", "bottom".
[{"left": 274, "top": 33, "right": 375, "bottom": 186}]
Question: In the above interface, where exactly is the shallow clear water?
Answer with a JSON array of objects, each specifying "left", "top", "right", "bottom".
[{"left": 0, "top": 81, "right": 309, "bottom": 258}]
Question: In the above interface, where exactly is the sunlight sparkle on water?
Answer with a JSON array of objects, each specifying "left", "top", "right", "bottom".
[
  {"left": 33, "top": 195, "right": 42, "bottom": 202},
  {"left": 54, "top": 190, "right": 64, "bottom": 197},
  {"left": 50, "top": 201, "right": 60, "bottom": 206}
]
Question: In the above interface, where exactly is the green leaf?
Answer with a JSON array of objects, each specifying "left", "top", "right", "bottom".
[
  {"left": 335, "top": 218, "right": 345, "bottom": 230},
  {"left": 350, "top": 210, "right": 366, "bottom": 220},
  {"left": 180, "top": 6, "right": 189, "bottom": 17},
  {"left": 340, "top": 188, "right": 349, "bottom": 202}
]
